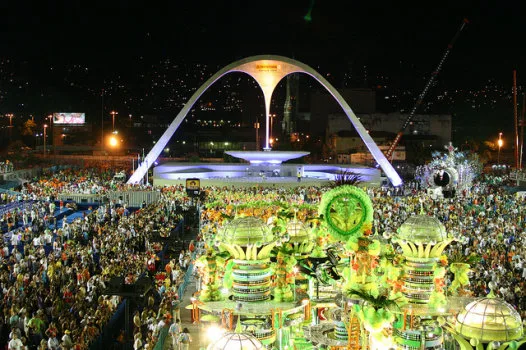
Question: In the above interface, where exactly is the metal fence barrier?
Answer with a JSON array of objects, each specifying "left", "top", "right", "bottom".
[{"left": 57, "top": 190, "right": 161, "bottom": 207}]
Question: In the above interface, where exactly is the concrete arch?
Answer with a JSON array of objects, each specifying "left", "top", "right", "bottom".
[{"left": 127, "top": 55, "right": 402, "bottom": 186}]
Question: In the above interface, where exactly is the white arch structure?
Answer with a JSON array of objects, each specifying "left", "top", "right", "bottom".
[{"left": 127, "top": 55, "right": 402, "bottom": 186}]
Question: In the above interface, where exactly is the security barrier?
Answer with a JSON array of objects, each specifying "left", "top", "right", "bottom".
[{"left": 57, "top": 190, "right": 161, "bottom": 207}]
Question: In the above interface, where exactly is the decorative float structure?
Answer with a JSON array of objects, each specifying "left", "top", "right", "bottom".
[
  {"left": 193, "top": 185, "right": 525, "bottom": 350},
  {"left": 391, "top": 215, "right": 454, "bottom": 350},
  {"left": 218, "top": 216, "right": 276, "bottom": 302},
  {"left": 207, "top": 330, "right": 264, "bottom": 350},
  {"left": 415, "top": 142, "right": 483, "bottom": 198},
  {"left": 444, "top": 296, "right": 525, "bottom": 350},
  {"left": 394, "top": 215, "right": 453, "bottom": 305},
  {"left": 194, "top": 214, "right": 309, "bottom": 348}
]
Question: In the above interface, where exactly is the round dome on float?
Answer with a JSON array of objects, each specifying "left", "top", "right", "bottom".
[
  {"left": 455, "top": 297, "right": 523, "bottom": 342},
  {"left": 207, "top": 332, "right": 264, "bottom": 350},
  {"left": 286, "top": 220, "right": 311, "bottom": 243},
  {"left": 395, "top": 215, "right": 448, "bottom": 244},
  {"left": 219, "top": 216, "right": 274, "bottom": 246}
]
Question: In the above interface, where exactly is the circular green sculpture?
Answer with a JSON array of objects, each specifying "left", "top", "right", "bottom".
[{"left": 318, "top": 185, "right": 373, "bottom": 241}]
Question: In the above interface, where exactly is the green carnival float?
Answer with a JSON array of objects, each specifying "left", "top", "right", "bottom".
[{"left": 193, "top": 185, "right": 524, "bottom": 350}]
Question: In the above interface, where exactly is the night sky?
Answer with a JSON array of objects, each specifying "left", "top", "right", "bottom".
[{"left": 1, "top": 0, "right": 523, "bottom": 86}]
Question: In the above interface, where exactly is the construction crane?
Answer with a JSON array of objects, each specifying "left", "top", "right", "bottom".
[{"left": 384, "top": 18, "right": 470, "bottom": 161}]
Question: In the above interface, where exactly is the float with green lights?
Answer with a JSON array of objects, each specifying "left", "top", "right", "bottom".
[{"left": 192, "top": 185, "right": 524, "bottom": 350}]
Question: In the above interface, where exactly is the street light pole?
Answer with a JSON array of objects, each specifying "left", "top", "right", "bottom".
[
  {"left": 43, "top": 124, "right": 48, "bottom": 156},
  {"left": 6, "top": 114, "right": 13, "bottom": 142},
  {"left": 47, "top": 115, "right": 53, "bottom": 154},
  {"left": 110, "top": 111, "right": 118, "bottom": 132},
  {"left": 498, "top": 132, "right": 503, "bottom": 165},
  {"left": 254, "top": 118, "right": 260, "bottom": 151}
]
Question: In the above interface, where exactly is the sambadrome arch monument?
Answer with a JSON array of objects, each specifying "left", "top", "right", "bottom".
[{"left": 127, "top": 55, "right": 402, "bottom": 186}]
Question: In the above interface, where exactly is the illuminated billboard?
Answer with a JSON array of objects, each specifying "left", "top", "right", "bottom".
[{"left": 53, "top": 113, "right": 85, "bottom": 125}]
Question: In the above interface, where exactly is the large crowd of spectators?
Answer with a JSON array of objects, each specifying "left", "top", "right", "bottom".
[
  {"left": 0, "top": 168, "right": 194, "bottom": 349},
  {"left": 0, "top": 167, "right": 524, "bottom": 349}
]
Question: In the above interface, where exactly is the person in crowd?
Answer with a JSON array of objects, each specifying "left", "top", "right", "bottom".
[
  {"left": 168, "top": 318, "right": 181, "bottom": 350},
  {"left": 133, "top": 332, "right": 142, "bottom": 350},
  {"left": 177, "top": 328, "right": 191, "bottom": 350}
]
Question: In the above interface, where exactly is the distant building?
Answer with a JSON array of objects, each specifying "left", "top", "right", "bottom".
[
  {"left": 328, "top": 129, "right": 405, "bottom": 165},
  {"left": 311, "top": 88, "right": 451, "bottom": 164},
  {"left": 310, "top": 88, "right": 377, "bottom": 138},
  {"left": 358, "top": 112, "right": 451, "bottom": 146}
]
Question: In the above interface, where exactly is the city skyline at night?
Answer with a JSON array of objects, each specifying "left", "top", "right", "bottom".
[{"left": 0, "top": 1, "right": 524, "bottom": 147}]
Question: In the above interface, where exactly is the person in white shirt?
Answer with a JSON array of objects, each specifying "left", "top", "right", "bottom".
[
  {"left": 61, "top": 330, "right": 73, "bottom": 349},
  {"left": 8, "top": 333, "right": 24, "bottom": 350},
  {"left": 44, "top": 230, "right": 53, "bottom": 245},
  {"left": 32, "top": 236, "right": 41, "bottom": 247},
  {"left": 168, "top": 319, "right": 181, "bottom": 350},
  {"left": 178, "top": 250, "right": 186, "bottom": 269},
  {"left": 47, "top": 334, "right": 60, "bottom": 350},
  {"left": 154, "top": 317, "right": 166, "bottom": 338}
]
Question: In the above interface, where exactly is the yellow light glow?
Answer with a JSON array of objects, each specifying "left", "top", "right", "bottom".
[
  {"left": 498, "top": 139, "right": 503, "bottom": 147},
  {"left": 109, "top": 136, "right": 118, "bottom": 147},
  {"left": 206, "top": 325, "right": 225, "bottom": 343}
]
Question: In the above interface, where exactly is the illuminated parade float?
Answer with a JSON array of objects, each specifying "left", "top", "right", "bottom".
[
  {"left": 193, "top": 185, "right": 525, "bottom": 350},
  {"left": 415, "top": 142, "right": 482, "bottom": 199}
]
